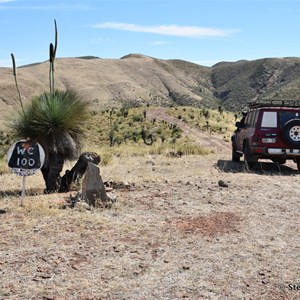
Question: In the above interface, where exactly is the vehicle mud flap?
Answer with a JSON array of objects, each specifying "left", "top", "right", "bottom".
[
  {"left": 244, "top": 142, "right": 257, "bottom": 170},
  {"left": 295, "top": 157, "right": 300, "bottom": 172},
  {"left": 232, "top": 147, "right": 241, "bottom": 162}
]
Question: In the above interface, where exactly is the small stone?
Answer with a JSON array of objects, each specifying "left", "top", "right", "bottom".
[{"left": 218, "top": 180, "right": 228, "bottom": 187}]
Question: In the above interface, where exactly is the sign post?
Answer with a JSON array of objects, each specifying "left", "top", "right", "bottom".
[{"left": 7, "top": 140, "right": 45, "bottom": 206}]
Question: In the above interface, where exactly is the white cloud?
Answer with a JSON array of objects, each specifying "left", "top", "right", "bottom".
[
  {"left": 93, "top": 22, "right": 240, "bottom": 38},
  {"left": 0, "top": 0, "right": 15, "bottom": 3}
]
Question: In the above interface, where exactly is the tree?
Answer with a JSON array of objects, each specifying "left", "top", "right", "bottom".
[
  {"left": 9, "top": 20, "right": 100, "bottom": 193},
  {"left": 10, "top": 89, "right": 91, "bottom": 193}
]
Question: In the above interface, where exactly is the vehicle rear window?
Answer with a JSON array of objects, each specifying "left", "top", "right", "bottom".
[
  {"left": 280, "top": 111, "right": 300, "bottom": 127},
  {"left": 261, "top": 111, "right": 277, "bottom": 128}
]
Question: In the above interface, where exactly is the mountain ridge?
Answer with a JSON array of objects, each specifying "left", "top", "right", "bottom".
[{"left": 0, "top": 54, "right": 299, "bottom": 116}]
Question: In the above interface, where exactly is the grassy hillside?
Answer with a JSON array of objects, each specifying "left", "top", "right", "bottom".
[
  {"left": 212, "top": 57, "right": 300, "bottom": 110},
  {"left": 0, "top": 55, "right": 219, "bottom": 113},
  {"left": 1, "top": 55, "right": 299, "bottom": 114},
  {"left": 0, "top": 105, "right": 237, "bottom": 174},
  {"left": 79, "top": 106, "right": 236, "bottom": 161}
]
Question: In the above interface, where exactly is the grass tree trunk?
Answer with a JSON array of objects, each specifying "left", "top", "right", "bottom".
[
  {"left": 59, "top": 152, "right": 101, "bottom": 193},
  {"left": 41, "top": 152, "right": 65, "bottom": 193},
  {"left": 41, "top": 152, "right": 101, "bottom": 193}
]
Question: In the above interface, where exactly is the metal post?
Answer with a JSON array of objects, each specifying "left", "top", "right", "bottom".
[{"left": 20, "top": 176, "right": 26, "bottom": 207}]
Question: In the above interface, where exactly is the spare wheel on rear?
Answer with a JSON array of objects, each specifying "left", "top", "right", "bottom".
[{"left": 282, "top": 119, "right": 300, "bottom": 147}]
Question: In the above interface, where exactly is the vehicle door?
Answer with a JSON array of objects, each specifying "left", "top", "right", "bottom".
[{"left": 236, "top": 112, "right": 252, "bottom": 151}]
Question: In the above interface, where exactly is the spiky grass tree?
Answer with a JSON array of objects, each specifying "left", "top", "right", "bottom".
[
  {"left": 10, "top": 89, "right": 89, "bottom": 193},
  {"left": 9, "top": 20, "right": 100, "bottom": 193}
]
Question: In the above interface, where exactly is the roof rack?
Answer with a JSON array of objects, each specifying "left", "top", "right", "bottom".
[{"left": 247, "top": 99, "right": 300, "bottom": 109}]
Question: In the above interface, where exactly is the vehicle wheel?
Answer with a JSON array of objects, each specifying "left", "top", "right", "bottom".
[
  {"left": 282, "top": 119, "right": 300, "bottom": 147},
  {"left": 244, "top": 142, "right": 256, "bottom": 170}
]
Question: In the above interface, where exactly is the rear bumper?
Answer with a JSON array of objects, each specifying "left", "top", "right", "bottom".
[
  {"left": 267, "top": 148, "right": 300, "bottom": 155},
  {"left": 252, "top": 147, "right": 300, "bottom": 157}
]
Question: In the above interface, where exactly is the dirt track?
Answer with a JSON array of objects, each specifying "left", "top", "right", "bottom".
[{"left": 147, "top": 108, "right": 231, "bottom": 152}]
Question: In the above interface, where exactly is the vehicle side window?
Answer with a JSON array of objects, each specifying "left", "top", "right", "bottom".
[
  {"left": 245, "top": 113, "right": 251, "bottom": 127},
  {"left": 252, "top": 111, "right": 258, "bottom": 127},
  {"left": 244, "top": 115, "right": 250, "bottom": 127},
  {"left": 244, "top": 111, "right": 257, "bottom": 127},
  {"left": 245, "top": 112, "right": 255, "bottom": 127},
  {"left": 261, "top": 111, "right": 277, "bottom": 128},
  {"left": 248, "top": 112, "right": 256, "bottom": 127}
]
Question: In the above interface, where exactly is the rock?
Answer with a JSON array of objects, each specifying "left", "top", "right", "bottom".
[
  {"left": 81, "top": 163, "right": 114, "bottom": 208},
  {"left": 104, "top": 181, "right": 134, "bottom": 190},
  {"left": 218, "top": 180, "right": 229, "bottom": 188},
  {"left": 107, "top": 193, "right": 118, "bottom": 203}
]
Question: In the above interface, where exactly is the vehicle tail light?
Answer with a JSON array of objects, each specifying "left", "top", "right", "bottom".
[{"left": 254, "top": 148, "right": 264, "bottom": 153}]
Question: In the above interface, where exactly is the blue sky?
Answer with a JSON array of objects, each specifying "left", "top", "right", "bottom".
[{"left": 0, "top": 0, "right": 299, "bottom": 67}]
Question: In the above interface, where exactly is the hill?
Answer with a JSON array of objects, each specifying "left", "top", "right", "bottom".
[
  {"left": 0, "top": 54, "right": 215, "bottom": 117},
  {"left": 0, "top": 54, "right": 300, "bottom": 116},
  {"left": 211, "top": 57, "right": 300, "bottom": 110}
]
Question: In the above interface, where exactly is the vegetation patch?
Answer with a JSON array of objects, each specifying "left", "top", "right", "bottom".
[
  {"left": 0, "top": 105, "right": 237, "bottom": 171},
  {"left": 168, "top": 106, "right": 237, "bottom": 142}
]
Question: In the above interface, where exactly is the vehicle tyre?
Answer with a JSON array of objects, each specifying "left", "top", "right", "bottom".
[
  {"left": 244, "top": 141, "right": 256, "bottom": 170},
  {"left": 282, "top": 119, "right": 300, "bottom": 147}
]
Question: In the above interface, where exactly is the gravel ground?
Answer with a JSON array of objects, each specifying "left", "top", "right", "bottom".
[{"left": 0, "top": 153, "right": 300, "bottom": 300}]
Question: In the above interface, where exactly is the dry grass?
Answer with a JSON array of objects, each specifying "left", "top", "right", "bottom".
[{"left": 1, "top": 152, "right": 300, "bottom": 300}]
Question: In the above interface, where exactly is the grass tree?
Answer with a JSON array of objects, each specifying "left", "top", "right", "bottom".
[
  {"left": 9, "top": 20, "right": 98, "bottom": 193},
  {"left": 10, "top": 89, "right": 89, "bottom": 192}
]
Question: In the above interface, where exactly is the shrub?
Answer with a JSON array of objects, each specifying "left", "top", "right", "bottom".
[{"left": 132, "top": 115, "right": 144, "bottom": 122}]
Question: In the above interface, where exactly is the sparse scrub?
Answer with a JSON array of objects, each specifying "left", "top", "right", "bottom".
[
  {"left": 1, "top": 105, "right": 237, "bottom": 176},
  {"left": 85, "top": 106, "right": 186, "bottom": 150},
  {"left": 168, "top": 106, "right": 236, "bottom": 141},
  {"left": 79, "top": 105, "right": 224, "bottom": 159}
]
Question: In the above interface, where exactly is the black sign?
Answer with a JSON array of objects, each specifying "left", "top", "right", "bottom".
[{"left": 7, "top": 140, "right": 45, "bottom": 176}]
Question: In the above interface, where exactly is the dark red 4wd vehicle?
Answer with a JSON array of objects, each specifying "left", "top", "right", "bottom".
[{"left": 231, "top": 100, "right": 300, "bottom": 170}]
